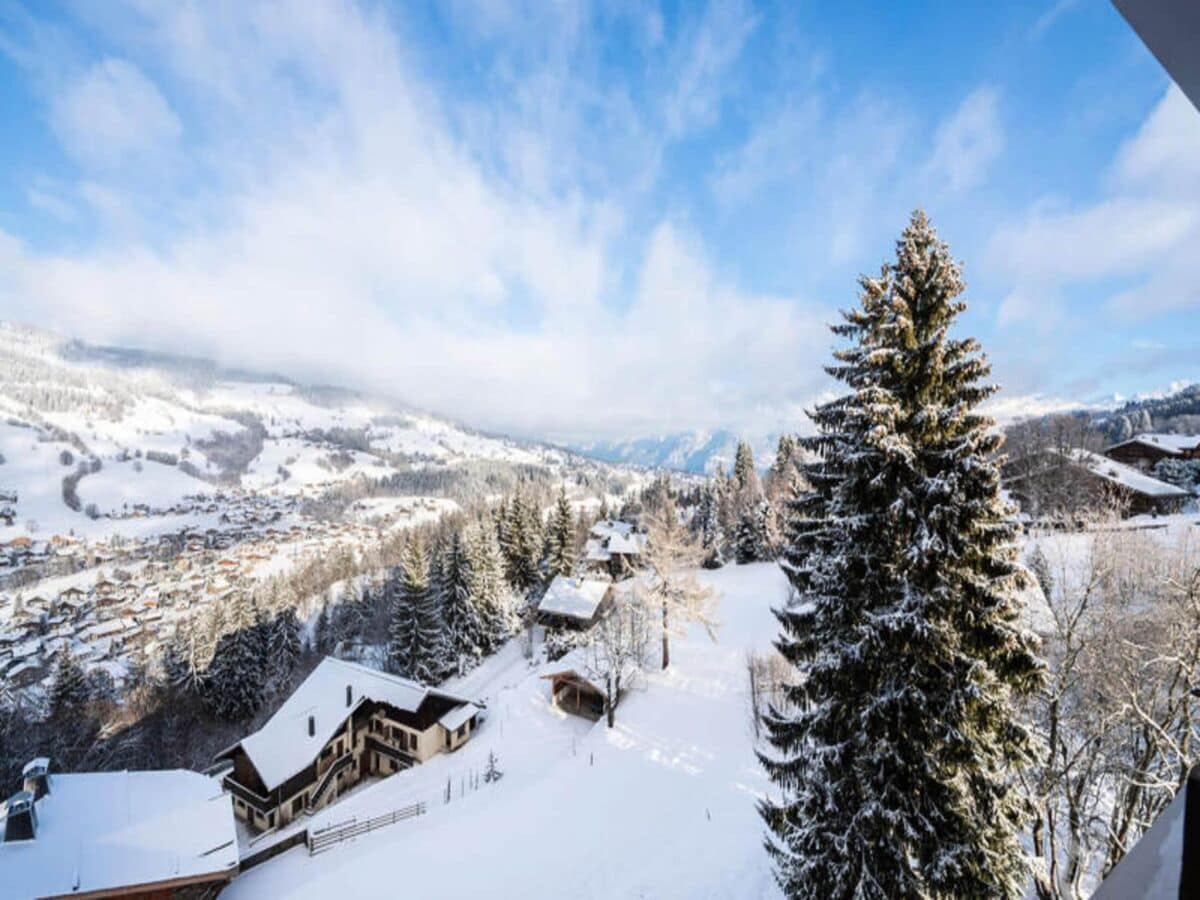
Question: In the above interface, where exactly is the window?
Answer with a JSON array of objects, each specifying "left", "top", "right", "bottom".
[
  {"left": 268, "top": 811, "right": 275, "bottom": 829},
  {"left": 456, "top": 724, "right": 466, "bottom": 739},
  {"left": 292, "top": 796, "right": 303, "bottom": 816}
]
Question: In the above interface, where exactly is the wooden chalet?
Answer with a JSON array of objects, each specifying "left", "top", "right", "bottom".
[
  {"left": 536, "top": 575, "right": 613, "bottom": 629},
  {"left": 215, "top": 657, "right": 482, "bottom": 833},
  {"left": 1104, "top": 433, "right": 1200, "bottom": 472},
  {"left": 1006, "top": 447, "right": 1191, "bottom": 518}
]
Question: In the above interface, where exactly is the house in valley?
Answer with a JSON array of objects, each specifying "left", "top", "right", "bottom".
[
  {"left": 215, "top": 657, "right": 482, "bottom": 833},
  {"left": 537, "top": 575, "right": 613, "bottom": 629},
  {"left": 1104, "top": 433, "right": 1200, "bottom": 471},
  {"left": 0, "top": 758, "right": 238, "bottom": 899}
]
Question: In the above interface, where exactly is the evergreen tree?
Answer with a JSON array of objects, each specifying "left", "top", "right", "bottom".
[
  {"left": 696, "top": 483, "right": 724, "bottom": 568},
  {"left": 267, "top": 608, "right": 303, "bottom": 689},
  {"left": 731, "top": 440, "right": 759, "bottom": 496},
  {"left": 760, "top": 211, "right": 1043, "bottom": 899},
  {"left": 388, "top": 537, "right": 448, "bottom": 683},
  {"left": 543, "top": 488, "right": 576, "bottom": 579},
  {"left": 48, "top": 647, "right": 90, "bottom": 721},
  {"left": 434, "top": 530, "right": 486, "bottom": 675},
  {"left": 466, "top": 519, "right": 517, "bottom": 653},
  {"left": 500, "top": 489, "right": 542, "bottom": 593},
  {"left": 735, "top": 499, "right": 771, "bottom": 564},
  {"left": 202, "top": 593, "right": 267, "bottom": 721}
]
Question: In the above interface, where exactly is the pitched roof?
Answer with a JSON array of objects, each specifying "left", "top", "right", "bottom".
[
  {"left": 1068, "top": 448, "right": 1191, "bottom": 499},
  {"left": 0, "top": 769, "right": 237, "bottom": 898},
  {"left": 222, "top": 657, "right": 470, "bottom": 791},
  {"left": 1108, "top": 432, "right": 1200, "bottom": 455},
  {"left": 538, "top": 576, "right": 611, "bottom": 621}
]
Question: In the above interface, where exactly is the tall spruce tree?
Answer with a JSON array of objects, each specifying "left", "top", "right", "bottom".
[
  {"left": 501, "top": 489, "right": 543, "bottom": 592},
  {"left": 544, "top": 488, "right": 576, "bottom": 579},
  {"left": 466, "top": 518, "right": 517, "bottom": 653},
  {"left": 388, "top": 537, "right": 448, "bottom": 683},
  {"left": 434, "top": 529, "right": 486, "bottom": 674},
  {"left": 48, "top": 646, "right": 90, "bottom": 720},
  {"left": 202, "top": 594, "right": 267, "bottom": 721},
  {"left": 760, "top": 211, "right": 1043, "bottom": 899}
]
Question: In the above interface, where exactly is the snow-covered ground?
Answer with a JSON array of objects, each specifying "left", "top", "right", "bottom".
[{"left": 224, "top": 563, "right": 787, "bottom": 900}]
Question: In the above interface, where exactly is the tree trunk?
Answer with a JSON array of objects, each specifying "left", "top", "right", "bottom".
[
  {"left": 606, "top": 674, "right": 615, "bottom": 728},
  {"left": 661, "top": 600, "right": 670, "bottom": 670}
]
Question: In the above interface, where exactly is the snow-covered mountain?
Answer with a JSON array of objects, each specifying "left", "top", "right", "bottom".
[
  {"left": 0, "top": 322, "right": 640, "bottom": 542},
  {"left": 575, "top": 429, "right": 782, "bottom": 475}
]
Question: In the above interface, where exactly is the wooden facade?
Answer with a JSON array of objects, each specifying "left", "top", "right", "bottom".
[
  {"left": 1105, "top": 435, "right": 1200, "bottom": 472},
  {"left": 218, "top": 694, "right": 478, "bottom": 833}
]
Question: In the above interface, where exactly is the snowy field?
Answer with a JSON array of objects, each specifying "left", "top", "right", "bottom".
[{"left": 224, "top": 563, "right": 787, "bottom": 900}]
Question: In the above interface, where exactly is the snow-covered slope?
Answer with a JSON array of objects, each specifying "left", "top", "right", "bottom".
[
  {"left": 223, "top": 563, "right": 787, "bottom": 900},
  {"left": 0, "top": 322, "right": 619, "bottom": 541}
]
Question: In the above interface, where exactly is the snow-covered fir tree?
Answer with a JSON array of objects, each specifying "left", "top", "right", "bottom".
[
  {"left": 47, "top": 646, "right": 90, "bottom": 720},
  {"left": 760, "top": 210, "right": 1043, "bottom": 900},
  {"left": 734, "top": 499, "right": 771, "bottom": 564},
  {"left": 202, "top": 593, "right": 269, "bottom": 721},
  {"left": 500, "top": 488, "right": 543, "bottom": 593},
  {"left": 543, "top": 488, "right": 576, "bottom": 579},
  {"left": 433, "top": 530, "right": 486, "bottom": 676},
  {"left": 388, "top": 536, "right": 448, "bottom": 683},
  {"left": 466, "top": 518, "right": 518, "bottom": 653},
  {"left": 695, "top": 482, "right": 725, "bottom": 568},
  {"left": 732, "top": 440, "right": 758, "bottom": 495}
]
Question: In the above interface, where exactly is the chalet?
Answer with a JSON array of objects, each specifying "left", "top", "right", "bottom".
[
  {"left": 0, "top": 759, "right": 238, "bottom": 899},
  {"left": 537, "top": 575, "right": 614, "bottom": 629},
  {"left": 1006, "top": 448, "right": 1191, "bottom": 518},
  {"left": 584, "top": 519, "right": 648, "bottom": 576},
  {"left": 1104, "top": 433, "right": 1200, "bottom": 472},
  {"left": 215, "top": 657, "right": 482, "bottom": 833}
]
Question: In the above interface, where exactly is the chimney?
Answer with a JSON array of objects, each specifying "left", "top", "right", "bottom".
[
  {"left": 346, "top": 685, "right": 352, "bottom": 708},
  {"left": 307, "top": 715, "right": 315, "bottom": 737},
  {"left": 22, "top": 758, "right": 50, "bottom": 801},
  {"left": 2, "top": 791, "right": 37, "bottom": 842}
]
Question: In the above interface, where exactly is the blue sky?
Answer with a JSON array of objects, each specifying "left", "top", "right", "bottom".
[{"left": 0, "top": 0, "right": 1197, "bottom": 442}]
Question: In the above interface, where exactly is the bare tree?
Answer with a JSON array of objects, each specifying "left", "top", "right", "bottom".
[
  {"left": 587, "top": 589, "right": 651, "bottom": 727},
  {"left": 1024, "top": 515, "right": 1200, "bottom": 899},
  {"left": 641, "top": 502, "right": 717, "bottom": 670}
]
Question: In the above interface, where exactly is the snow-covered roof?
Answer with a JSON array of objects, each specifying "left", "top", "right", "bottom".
[
  {"left": 1068, "top": 449, "right": 1190, "bottom": 498},
  {"left": 590, "top": 519, "right": 634, "bottom": 539},
  {"left": 1107, "top": 432, "right": 1200, "bottom": 455},
  {"left": 0, "top": 769, "right": 238, "bottom": 898},
  {"left": 538, "top": 576, "right": 611, "bottom": 621},
  {"left": 224, "top": 657, "right": 471, "bottom": 792},
  {"left": 438, "top": 702, "right": 481, "bottom": 733}
]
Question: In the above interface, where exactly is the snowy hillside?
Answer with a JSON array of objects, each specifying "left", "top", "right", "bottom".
[
  {"left": 223, "top": 563, "right": 787, "bottom": 900},
  {"left": 0, "top": 322, "right": 628, "bottom": 543}
]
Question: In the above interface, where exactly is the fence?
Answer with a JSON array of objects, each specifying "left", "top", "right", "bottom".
[
  {"left": 240, "top": 829, "right": 308, "bottom": 872},
  {"left": 306, "top": 801, "right": 427, "bottom": 855}
]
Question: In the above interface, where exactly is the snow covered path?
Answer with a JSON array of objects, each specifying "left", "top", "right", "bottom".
[{"left": 224, "top": 563, "right": 788, "bottom": 899}]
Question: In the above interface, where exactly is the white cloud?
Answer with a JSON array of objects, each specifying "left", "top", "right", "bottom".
[
  {"left": 987, "top": 85, "right": 1200, "bottom": 327},
  {"left": 663, "top": 0, "right": 758, "bottom": 137},
  {"left": 0, "top": 0, "right": 832, "bottom": 443},
  {"left": 49, "top": 58, "right": 180, "bottom": 168},
  {"left": 923, "top": 86, "right": 1004, "bottom": 192}
]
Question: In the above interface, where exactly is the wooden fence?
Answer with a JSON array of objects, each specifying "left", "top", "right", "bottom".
[
  {"left": 240, "top": 829, "right": 309, "bottom": 872},
  {"left": 306, "top": 801, "right": 427, "bottom": 855}
]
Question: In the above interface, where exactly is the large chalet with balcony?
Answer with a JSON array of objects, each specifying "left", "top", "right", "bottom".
[{"left": 215, "top": 657, "right": 482, "bottom": 833}]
